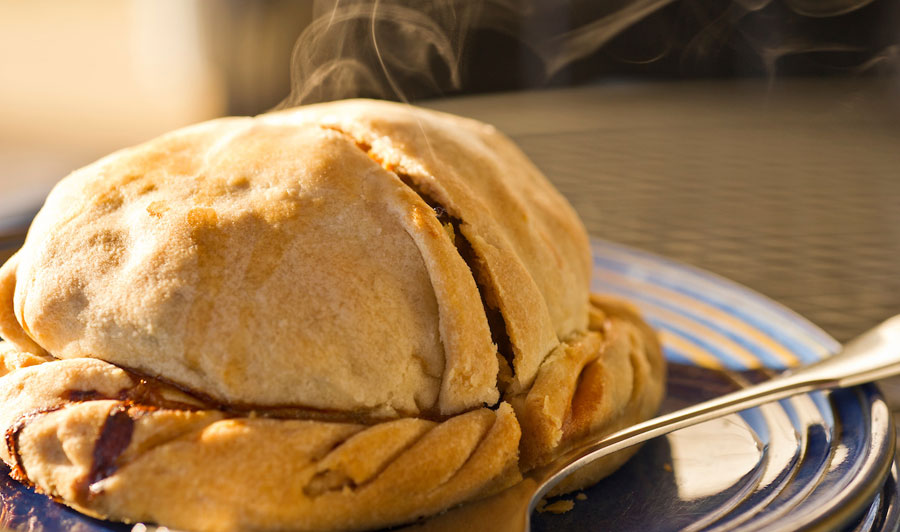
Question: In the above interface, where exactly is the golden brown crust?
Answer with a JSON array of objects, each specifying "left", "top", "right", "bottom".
[
  {"left": 267, "top": 103, "right": 585, "bottom": 395},
  {"left": 0, "top": 101, "right": 596, "bottom": 417},
  {"left": 0, "top": 253, "right": 47, "bottom": 357},
  {"left": 6, "top": 122, "right": 465, "bottom": 415},
  {"left": 510, "top": 296, "right": 665, "bottom": 492},
  {"left": 0, "top": 348, "right": 522, "bottom": 531},
  {"left": 0, "top": 100, "right": 665, "bottom": 531},
  {"left": 0, "top": 294, "right": 662, "bottom": 530}
]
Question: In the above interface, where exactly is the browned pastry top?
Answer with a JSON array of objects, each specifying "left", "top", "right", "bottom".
[
  {"left": 0, "top": 100, "right": 591, "bottom": 417},
  {"left": 0, "top": 101, "right": 665, "bottom": 532}
]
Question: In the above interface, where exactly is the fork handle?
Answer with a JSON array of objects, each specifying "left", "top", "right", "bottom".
[{"left": 530, "top": 314, "right": 900, "bottom": 510}]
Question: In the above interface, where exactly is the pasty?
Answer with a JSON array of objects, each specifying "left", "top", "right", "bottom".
[{"left": 0, "top": 100, "right": 664, "bottom": 531}]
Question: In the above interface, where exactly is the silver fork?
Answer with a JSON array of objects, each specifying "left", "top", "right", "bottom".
[{"left": 407, "top": 314, "right": 900, "bottom": 532}]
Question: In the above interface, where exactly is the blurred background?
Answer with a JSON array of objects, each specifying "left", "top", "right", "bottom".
[
  {"left": 2, "top": 2, "right": 900, "bottom": 528},
  {"left": 0, "top": 0, "right": 898, "bottom": 344}
]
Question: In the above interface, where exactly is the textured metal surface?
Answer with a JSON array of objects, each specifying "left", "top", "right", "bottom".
[{"left": 520, "top": 125, "right": 900, "bottom": 345}]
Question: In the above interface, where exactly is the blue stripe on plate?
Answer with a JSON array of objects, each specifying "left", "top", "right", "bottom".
[
  {"left": 595, "top": 281, "right": 786, "bottom": 369},
  {"left": 594, "top": 240, "right": 838, "bottom": 351},
  {"left": 592, "top": 251, "right": 826, "bottom": 364},
  {"left": 661, "top": 347, "right": 695, "bottom": 366},
  {"left": 647, "top": 320, "right": 749, "bottom": 369}
]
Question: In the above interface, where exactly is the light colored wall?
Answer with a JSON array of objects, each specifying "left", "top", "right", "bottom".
[{"left": 0, "top": 0, "right": 226, "bottom": 220}]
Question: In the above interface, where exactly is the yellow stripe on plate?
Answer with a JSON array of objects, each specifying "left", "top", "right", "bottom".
[
  {"left": 599, "top": 269, "right": 801, "bottom": 368},
  {"left": 658, "top": 330, "right": 724, "bottom": 369}
]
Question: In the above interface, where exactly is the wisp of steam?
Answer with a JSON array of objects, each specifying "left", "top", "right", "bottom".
[{"left": 277, "top": 0, "right": 898, "bottom": 108}]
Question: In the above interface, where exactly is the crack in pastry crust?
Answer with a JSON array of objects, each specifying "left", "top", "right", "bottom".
[
  {"left": 0, "top": 100, "right": 665, "bottom": 531},
  {"left": 320, "top": 124, "right": 526, "bottom": 397},
  {"left": 315, "top": 104, "right": 578, "bottom": 392}
]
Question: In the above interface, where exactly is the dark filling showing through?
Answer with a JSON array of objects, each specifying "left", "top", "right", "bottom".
[
  {"left": 444, "top": 214, "right": 516, "bottom": 392},
  {"left": 321, "top": 125, "right": 517, "bottom": 394},
  {"left": 82, "top": 404, "right": 135, "bottom": 498},
  {"left": 393, "top": 172, "right": 517, "bottom": 395},
  {"left": 4, "top": 382, "right": 183, "bottom": 500}
]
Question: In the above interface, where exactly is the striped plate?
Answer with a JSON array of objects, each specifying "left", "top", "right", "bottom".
[{"left": 532, "top": 240, "right": 898, "bottom": 532}]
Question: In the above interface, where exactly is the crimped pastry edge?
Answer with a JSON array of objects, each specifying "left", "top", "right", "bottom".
[{"left": 0, "top": 295, "right": 663, "bottom": 531}]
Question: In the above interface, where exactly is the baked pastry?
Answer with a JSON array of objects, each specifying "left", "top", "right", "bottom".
[{"left": 0, "top": 100, "right": 665, "bottom": 531}]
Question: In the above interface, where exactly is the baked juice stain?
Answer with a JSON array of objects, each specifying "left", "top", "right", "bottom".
[
  {"left": 184, "top": 198, "right": 300, "bottom": 389},
  {"left": 4, "top": 407, "right": 65, "bottom": 485},
  {"left": 80, "top": 404, "right": 135, "bottom": 501},
  {"left": 183, "top": 207, "right": 225, "bottom": 373},
  {"left": 61, "top": 389, "right": 106, "bottom": 402},
  {"left": 561, "top": 360, "right": 606, "bottom": 439},
  {"left": 225, "top": 196, "right": 299, "bottom": 390}
]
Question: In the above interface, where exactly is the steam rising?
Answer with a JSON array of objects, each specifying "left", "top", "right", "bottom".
[
  {"left": 279, "top": 0, "right": 488, "bottom": 106},
  {"left": 539, "top": 0, "right": 678, "bottom": 77},
  {"left": 781, "top": 0, "right": 876, "bottom": 17},
  {"left": 278, "top": 0, "right": 898, "bottom": 108}
]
